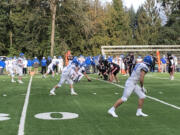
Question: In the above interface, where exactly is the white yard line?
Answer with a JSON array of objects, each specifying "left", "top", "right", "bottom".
[
  {"left": 91, "top": 77, "right": 180, "bottom": 110},
  {"left": 17, "top": 76, "right": 33, "bottom": 135},
  {"left": 147, "top": 75, "right": 180, "bottom": 81}
]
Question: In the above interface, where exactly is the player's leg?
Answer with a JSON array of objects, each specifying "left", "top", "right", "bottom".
[
  {"left": 52, "top": 70, "right": 55, "bottom": 77},
  {"left": 43, "top": 68, "right": 50, "bottom": 78},
  {"left": 108, "top": 81, "right": 135, "bottom": 117},
  {"left": 17, "top": 67, "right": 23, "bottom": 84},
  {"left": 67, "top": 77, "right": 78, "bottom": 95},
  {"left": 9, "top": 68, "right": 16, "bottom": 82},
  {"left": 69, "top": 83, "right": 77, "bottom": 95},
  {"left": 113, "top": 68, "right": 120, "bottom": 83},
  {"left": 83, "top": 72, "right": 91, "bottom": 82},
  {"left": 134, "top": 85, "right": 148, "bottom": 117},
  {"left": 50, "top": 74, "right": 66, "bottom": 95}
]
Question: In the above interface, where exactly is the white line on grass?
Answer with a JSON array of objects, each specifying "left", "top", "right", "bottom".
[
  {"left": 91, "top": 77, "right": 180, "bottom": 110},
  {"left": 147, "top": 75, "right": 180, "bottom": 81},
  {"left": 17, "top": 76, "right": 33, "bottom": 135}
]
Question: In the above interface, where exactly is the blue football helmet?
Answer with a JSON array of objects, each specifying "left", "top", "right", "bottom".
[
  {"left": 72, "top": 57, "right": 80, "bottom": 66},
  {"left": 19, "top": 53, "right": 24, "bottom": 57},
  {"left": 143, "top": 55, "right": 153, "bottom": 66}
]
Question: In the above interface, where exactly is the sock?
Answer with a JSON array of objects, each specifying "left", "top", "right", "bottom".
[
  {"left": 110, "top": 107, "right": 115, "bottom": 112},
  {"left": 51, "top": 88, "right": 55, "bottom": 92},
  {"left": 71, "top": 88, "right": 74, "bottom": 93},
  {"left": 137, "top": 108, "right": 142, "bottom": 113}
]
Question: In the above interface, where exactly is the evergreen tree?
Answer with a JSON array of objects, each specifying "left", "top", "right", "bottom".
[
  {"left": 135, "top": 0, "right": 161, "bottom": 45},
  {"left": 105, "top": 0, "right": 132, "bottom": 45}
]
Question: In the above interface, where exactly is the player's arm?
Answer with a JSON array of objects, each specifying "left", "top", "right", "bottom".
[{"left": 139, "top": 70, "right": 146, "bottom": 88}]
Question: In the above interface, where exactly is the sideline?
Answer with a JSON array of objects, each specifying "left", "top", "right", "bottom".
[
  {"left": 17, "top": 76, "right": 33, "bottom": 135},
  {"left": 91, "top": 77, "right": 180, "bottom": 110}
]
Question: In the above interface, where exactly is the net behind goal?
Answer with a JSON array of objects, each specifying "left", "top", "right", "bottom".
[
  {"left": 101, "top": 45, "right": 180, "bottom": 72},
  {"left": 101, "top": 45, "right": 180, "bottom": 57}
]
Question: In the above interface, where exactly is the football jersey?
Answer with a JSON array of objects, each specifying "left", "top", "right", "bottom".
[
  {"left": 16, "top": 57, "right": 24, "bottom": 68},
  {"left": 79, "top": 66, "right": 85, "bottom": 73},
  {"left": 8, "top": 60, "right": 13, "bottom": 68},
  {"left": 52, "top": 58, "right": 57, "bottom": 63},
  {"left": 128, "top": 63, "right": 149, "bottom": 83},
  {"left": 62, "top": 63, "right": 76, "bottom": 75},
  {"left": 58, "top": 59, "right": 63, "bottom": 65}
]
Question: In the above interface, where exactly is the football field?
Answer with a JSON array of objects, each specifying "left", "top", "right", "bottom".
[{"left": 0, "top": 73, "right": 180, "bottom": 135}]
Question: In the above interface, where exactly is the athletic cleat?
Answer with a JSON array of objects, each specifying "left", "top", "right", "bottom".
[
  {"left": 136, "top": 112, "right": 148, "bottom": 117},
  {"left": 108, "top": 109, "right": 118, "bottom": 118},
  {"left": 71, "top": 92, "right": 78, "bottom": 95},
  {"left": 49, "top": 90, "right": 56, "bottom": 96},
  {"left": 18, "top": 80, "right": 24, "bottom": 84}
]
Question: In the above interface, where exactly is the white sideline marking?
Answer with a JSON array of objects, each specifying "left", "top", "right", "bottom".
[
  {"left": 91, "top": 77, "right": 180, "bottom": 110},
  {"left": 17, "top": 76, "right": 33, "bottom": 135}
]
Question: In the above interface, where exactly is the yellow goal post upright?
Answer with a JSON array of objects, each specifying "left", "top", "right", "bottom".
[{"left": 101, "top": 45, "right": 180, "bottom": 72}]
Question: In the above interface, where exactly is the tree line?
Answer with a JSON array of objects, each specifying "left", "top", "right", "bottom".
[{"left": 0, "top": 0, "right": 179, "bottom": 58}]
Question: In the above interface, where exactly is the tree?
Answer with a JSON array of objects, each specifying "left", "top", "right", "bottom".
[
  {"left": 134, "top": 0, "right": 161, "bottom": 45},
  {"left": 105, "top": 0, "right": 132, "bottom": 45},
  {"left": 49, "top": 0, "right": 58, "bottom": 57}
]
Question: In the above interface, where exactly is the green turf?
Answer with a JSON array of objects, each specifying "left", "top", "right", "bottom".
[{"left": 0, "top": 73, "right": 180, "bottom": 135}]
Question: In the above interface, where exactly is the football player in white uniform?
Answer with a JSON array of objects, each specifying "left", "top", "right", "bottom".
[
  {"left": 74, "top": 63, "right": 91, "bottom": 83},
  {"left": 43, "top": 60, "right": 58, "bottom": 78},
  {"left": 6, "top": 57, "right": 16, "bottom": 82},
  {"left": 57, "top": 56, "right": 64, "bottom": 74},
  {"left": 16, "top": 53, "right": 25, "bottom": 84},
  {"left": 108, "top": 56, "right": 153, "bottom": 117},
  {"left": 49, "top": 58, "right": 79, "bottom": 96}
]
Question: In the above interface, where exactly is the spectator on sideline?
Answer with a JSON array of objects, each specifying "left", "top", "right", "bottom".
[
  {"left": 52, "top": 56, "right": 58, "bottom": 74},
  {"left": 32, "top": 57, "right": 40, "bottom": 74},
  {"left": 41, "top": 57, "right": 47, "bottom": 75},
  {"left": 57, "top": 56, "right": 64, "bottom": 74},
  {"left": 167, "top": 52, "right": 175, "bottom": 80},
  {"left": 161, "top": 55, "right": 167, "bottom": 73},
  {"left": 23, "top": 57, "right": 28, "bottom": 75},
  {"left": 0, "top": 58, "right": 5, "bottom": 75},
  {"left": 47, "top": 56, "right": 52, "bottom": 66},
  {"left": 173, "top": 55, "right": 178, "bottom": 72},
  {"left": 27, "top": 58, "right": 33, "bottom": 74},
  {"left": 150, "top": 54, "right": 157, "bottom": 72}
]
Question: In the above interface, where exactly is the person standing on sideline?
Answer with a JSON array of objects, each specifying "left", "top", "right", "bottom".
[
  {"left": 23, "top": 57, "right": 27, "bottom": 75},
  {"left": 32, "top": 57, "right": 40, "bottom": 74},
  {"left": 167, "top": 53, "right": 175, "bottom": 80},
  {"left": 161, "top": 55, "right": 167, "bottom": 73},
  {"left": 16, "top": 53, "right": 25, "bottom": 84},
  {"left": 150, "top": 54, "right": 157, "bottom": 72},
  {"left": 52, "top": 56, "right": 58, "bottom": 74},
  {"left": 108, "top": 56, "right": 153, "bottom": 117},
  {"left": 173, "top": 55, "right": 178, "bottom": 72},
  {"left": 57, "top": 56, "right": 64, "bottom": 74},
  {"left": 41, "top": 57, "right": 47, "bottom": 75},
  {"left": 27, "top": 58, "right": 32, "bottom": 74}
]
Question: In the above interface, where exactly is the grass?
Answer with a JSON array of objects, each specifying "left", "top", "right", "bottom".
[{"left": 0, "top": 73, "right": 180, "bottom": 135}]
